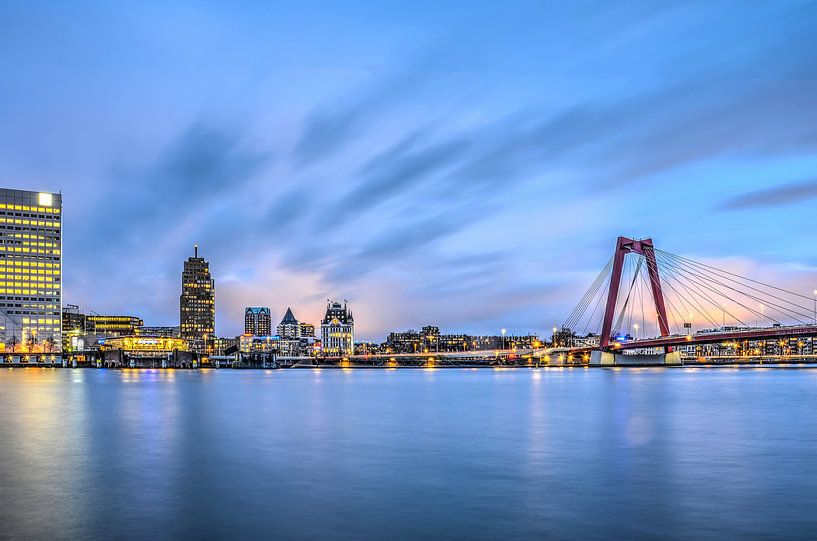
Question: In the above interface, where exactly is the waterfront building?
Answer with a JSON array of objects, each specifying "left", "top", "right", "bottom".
[
  {"left": 244, "top": 307, "right": 271, "bottom": 336},
  {"left": 239, "top": 334, "right": 276, "bottom": 354},
  {"left": 86, "top": 315, "right": 143, "bottom": 336},
  {"left": 0, "top": 188, "right": 62, "bottom": 352},
  {"left": 421, "top": 325, "right": 440, "bottom": 352},
  {"left": 180, "top": 245, "right": 215, "bottom": 353},
  {"left": 299, "top": 322, "right": 315, "bottom": 338},
  {"left": 136, "top": 326, "right": 180, "bottom": 338},
  {"left": 386, "top": 330, "right": 421, "bottom": 353},
  {"left": 213, "top": 336, "right": 239, "bottom": 355},
  {"left": 99, "top": 334, "right": 192, "bottom": 368},
  {"left": 384, "top": 326, "right": 542, "bottom": 353},
  {"left": 277, "top": 307, "right": 300, "bottom": 339},
  {"left": 320, "top": 300, "right": 354, "bottom": 355},
  {"left": 62, "top": 304, "right": 86, "bottom": 351}
]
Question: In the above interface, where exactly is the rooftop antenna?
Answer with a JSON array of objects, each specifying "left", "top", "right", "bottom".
[{"left": 194, "top": 244, "right": 198, "bottom": 258}]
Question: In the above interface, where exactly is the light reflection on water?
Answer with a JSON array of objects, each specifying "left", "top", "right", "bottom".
[{"left": 1, "top": 367, "right": 817, "bottom": 539}]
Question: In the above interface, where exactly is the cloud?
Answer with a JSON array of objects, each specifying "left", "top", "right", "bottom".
[{"left": 720, "top": 179, "right": 817, "bottom": 210}]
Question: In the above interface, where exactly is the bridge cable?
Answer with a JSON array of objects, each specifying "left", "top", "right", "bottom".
[
  {"left": 562, "top": 256, "right": 613, "bottom": 331},
  {"left": 613, "top": 255, "right": 644, "bottom": 336},
  {"left": 656, "top": 250, "right": 813, "bottom": 321},
  {"left": 651, "top": 257, "right": 721, "bottom": 328},
  {"left": 640, "top": 269, "right": 681, "bottom": 335},
  {"left": 654, "top": 253, "right": 766, "bottom": 327},
  {"left": 656, "top": 249, "right": 816, "bottom": 303},
  {"left": 654, "top": 253, "right": 749, "bottom": 327},
  {"left": 655, "top": 259, "right": 726, "bottom": 328},
  {"left": 656, "top": 252, "right": 809, "bottom": 324}
]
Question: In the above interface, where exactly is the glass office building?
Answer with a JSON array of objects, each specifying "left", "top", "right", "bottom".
[{"left": 0, "top": 189, "right": 62, "bottom": 352}]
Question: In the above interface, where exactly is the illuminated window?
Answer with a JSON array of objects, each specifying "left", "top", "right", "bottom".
[{"left": 38, "top": 193, "right": 53, "bottom": 207}]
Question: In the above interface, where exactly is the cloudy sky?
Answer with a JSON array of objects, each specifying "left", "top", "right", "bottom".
[{"left": 2, "top": 1, "right": 816, "bottom": 339}]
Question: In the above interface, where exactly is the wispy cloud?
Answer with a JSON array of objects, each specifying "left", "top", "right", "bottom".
[{"left": 720, "top": 179, "right": 817, "bottom": 210}]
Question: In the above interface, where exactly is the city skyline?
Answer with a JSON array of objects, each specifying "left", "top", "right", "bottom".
[{"left": 3, "top": 2, "right": 817, "bottom": 340}]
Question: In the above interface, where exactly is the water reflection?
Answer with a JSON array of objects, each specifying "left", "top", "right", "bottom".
[{"left": 1, "top": 367, "right": 817, "bottom": 539}]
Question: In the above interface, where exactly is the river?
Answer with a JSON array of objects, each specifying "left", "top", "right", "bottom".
[{"left": 1, "top": 367, "right": 816, "bottom": 539}]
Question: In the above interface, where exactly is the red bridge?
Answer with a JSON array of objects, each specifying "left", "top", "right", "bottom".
[{"left": 559, "top": 236, "right": 817, "bottom": 365}]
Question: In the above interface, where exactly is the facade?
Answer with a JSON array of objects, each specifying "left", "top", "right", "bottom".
[
  {"left": 0, "top": 189, "right": 62, "bottom": 352},
  {"left": 320, "top": 300, "right": 354, "bottom": 356},
  {"left": 244, "top": 307, "right": 271, "bottom": 336},
  {"left": 62, "top": 304, "right": 86, "bottom": 351},
  {"left": 213, "top": 336, "right": 239, "bottom": 355},
  {"left": 180, "top": 245, "right": 215, "bottom": 353},
  {"left": 299, "top": 322, "right": 315, "bottom": 338},
  {"left": 61, "top": 307, "right": 146, "bottom": 351},
  {"left": 99, "top": 335, "right": 193, "bottom": 368},
  {"left": 86, "top": 315, "right": 143, "bottom": 336},
  {"left": 386, "top": 330, "right": 421, "bottom": 353},
  {"left": 101, "top": 335, "right": 189, "bottom": 353},
  {"left": 136, "top": 326, "right": 180, "bottom": 337},
  {"left": 277, "top": 307, "right": 300, "bottom": 339},
  {"left": 385, "top": 327, "right": 542, "bottom": 353}
]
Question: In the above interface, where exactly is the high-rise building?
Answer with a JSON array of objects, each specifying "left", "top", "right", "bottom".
[
  {"left": 277, "top": 307, "right": 300, "bottom": 339},
  {"left": 244, "top": 307, "right": 271, "bottom": 336},
  {"left": 180, "top": 245, "right": 215, "bottom": 353},
  {"left": 0, "top": 189, "right": 62, "bottom": 353},
  {"left": 299, "top": 322, "right": 315, "bottom": 338},
  {"left": 320, "top": 300, "right": 354, "bottom": 355}
]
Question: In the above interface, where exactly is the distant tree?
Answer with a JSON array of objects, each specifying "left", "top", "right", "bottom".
[
  {"left": 7, "top": 334, "right": 19, "bottom": 353},
  {"left": 25, "top": 334, "right": 36, "bottom": 353},
  {"left": 44, "top": 335, "right": 55, "bottom": 353}
]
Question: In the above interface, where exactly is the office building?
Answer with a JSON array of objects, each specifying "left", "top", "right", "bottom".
[
  {"left": 86, "top": 315, "right": 143, "bottom": 336},
  {"left": 299, "top": 322, "right": 315, "bottom": 338},
  {"left": 320, "top": 300, "right": 354, "bottom": 355},
  {"left": 277, "top": 307, "right": 300, "bottom": 339},
  {"left": 244, "top": 307, "right": 271, "bottom": 336},
  {"left": 136, "top": 326, "right": 180, "bottom": 338},
  {"left": 0, "top": 188, "right": 62, "bottom": 352},
  {"left": 180, "top": 245, "right": 215, "bottom": 353}
]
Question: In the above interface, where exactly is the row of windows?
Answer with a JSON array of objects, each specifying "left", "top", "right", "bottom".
[
  {"left": 0, "top": 241, "right": 59, "bottom": 248},
  {"left": 0, "top": 289, "right": 58, "bottom": 295},
  {"left": 0, "top": 247, "right": 60, "bottom": 254},
  {"left": 0, "top": 271, "right": 59, "bottom": 277},
  {"left": 22, "top": 318, "right": 59, "bottom": 325},
  {"left": 0, "top": 261, "right": 59, "bottom": 268},
  {"left": 0, "top": 218, "right": 61, "bottom": 227},
  {"left": 0, "top": 204, "right": 60, "bottom": 213}
]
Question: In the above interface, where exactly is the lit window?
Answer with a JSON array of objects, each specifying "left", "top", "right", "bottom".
[{"left": 38, "top": 193, "right": 53, "bottom": 207}]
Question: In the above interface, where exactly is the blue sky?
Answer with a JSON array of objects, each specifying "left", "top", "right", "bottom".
[{"left": 1, "top": 1, "right": 816, "bottom": 339}]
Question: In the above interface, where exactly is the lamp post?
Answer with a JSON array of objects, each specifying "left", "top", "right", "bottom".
[
  {"left": 552, "top": 326, "right": 558, "bottom": 347},
  {"left": 501, "top": 328, "right": 507, "bottom": 350},
  {"left": 633, "top": 323, "right": 639, "bottom": 340}
]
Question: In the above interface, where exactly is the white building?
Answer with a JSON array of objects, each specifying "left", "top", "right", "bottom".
[{"left": 320, "top": 300, "right": 354, "bottom": 356}]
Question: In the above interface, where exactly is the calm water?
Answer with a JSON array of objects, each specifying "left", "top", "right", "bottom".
[{"left": 1, "top": 367, "right": 816, "bottom": 540}]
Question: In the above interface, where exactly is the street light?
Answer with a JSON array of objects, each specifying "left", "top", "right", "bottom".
[
  {"left": 633, "top": 323, "right": 639, "bottom": 340},
  {"left": 501, "top": 328, "right": 507, "bottom": 350}
]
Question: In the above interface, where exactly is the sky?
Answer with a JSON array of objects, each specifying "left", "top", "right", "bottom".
[{"left": 1, "top": 0, "right": 817, "bottom": 340}]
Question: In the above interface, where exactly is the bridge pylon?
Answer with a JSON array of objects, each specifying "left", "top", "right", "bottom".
[{"left": 599, "top": 237, "right": 670, "bottom": 349}]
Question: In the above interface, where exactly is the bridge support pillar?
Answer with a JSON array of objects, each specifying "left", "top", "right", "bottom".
[
  {"left": 664, "top": 351, "right": 682, "bottom": 365},
  {"left": 591, "top": 351, "right": 682, "bottom": 366},
  {"left": 590, "top": 351, "right": 616, "bottom": 366}
]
